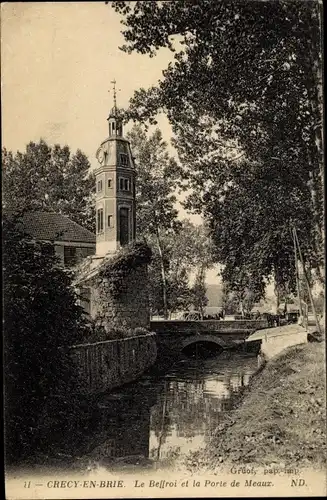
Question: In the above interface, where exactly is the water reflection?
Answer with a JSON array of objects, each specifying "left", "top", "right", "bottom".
[
  {"left": 147, "top": 356, "right": 255, "bottom": 465},
  {"left": 9, "top": 353, "right": 258, "bottom": 473}
]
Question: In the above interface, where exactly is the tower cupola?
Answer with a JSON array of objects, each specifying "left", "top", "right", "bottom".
[{"left": 107, "top": 79, "right": 123, "bottom": 137}]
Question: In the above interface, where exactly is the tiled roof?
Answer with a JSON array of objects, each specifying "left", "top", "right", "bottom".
[{"left": 21, "top": 211, "right": 96, "bottom": 244}]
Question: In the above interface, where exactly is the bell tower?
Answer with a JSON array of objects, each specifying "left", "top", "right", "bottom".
[{"left": 94, "top": 81, "right": 136, "bottom": 257}]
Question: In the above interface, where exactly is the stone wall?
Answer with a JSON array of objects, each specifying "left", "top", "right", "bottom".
[
  {"left": 71, "top": 243, "right": 154, "bottom": 394},
  {"left": 65, "top": 333, "right": 157, "bottom": 395},
  {"left": 91, "top": 262, "right": 150, "bottom": 331}
]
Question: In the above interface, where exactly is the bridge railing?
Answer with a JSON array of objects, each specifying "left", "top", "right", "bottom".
[{"left": 150, "top": 319, "right": 268, "bottom": 335}]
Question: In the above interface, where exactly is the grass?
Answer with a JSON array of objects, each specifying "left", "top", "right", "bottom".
[{"left": 185, "top": 341, "right": 326, "bottom": 471}]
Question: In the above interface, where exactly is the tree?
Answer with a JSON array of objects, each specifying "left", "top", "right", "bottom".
[
  {"left": 123, "top": 125, "right": 216, "bottom": 319},
  {"left": 168, "top": 220, "right": 213, "bottom": 316},
  {"left": 221, "top": 280, "right": 262, "bottom": 317},
  {"left": 2, "top": 140, "right": 95, "bottom": 232},
  {"left": 126, "top": 124, "right": 181, "bottom": 318},
  {"left": 145, "top": 220, "right": 215, "bottom": 317},
  {"left": 3, "top": 211, "right": 88, "bottom": 462},
  {"left": 190, "top": 269, "right": 208, "bottom": 319},
  {"left": 113, "top": 0, "right": 324, "bottom": 302}
]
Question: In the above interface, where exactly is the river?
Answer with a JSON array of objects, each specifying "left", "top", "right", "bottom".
[{"left": 10, "top": 350, "right": 258, "bottom": 475}]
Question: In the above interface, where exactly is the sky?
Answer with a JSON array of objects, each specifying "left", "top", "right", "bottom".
[
  {"left": 1, "top": 2, "right": 174, "bottom": 159},
  {"left": 2, "top": 2, "right": 225, "bottom": 284}
]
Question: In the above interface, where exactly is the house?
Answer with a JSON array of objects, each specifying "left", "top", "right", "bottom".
[{"left": 20, "top": 211, "right": 96, "bottom": 267}]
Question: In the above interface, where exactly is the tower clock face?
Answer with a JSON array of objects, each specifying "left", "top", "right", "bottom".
[{"left": 96, "top": 147, "right": 105, "bottom": 165}]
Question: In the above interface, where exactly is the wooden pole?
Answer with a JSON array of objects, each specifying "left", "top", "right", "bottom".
[
  {"left": 293, "top": 227, "right": 322, "bottom": 336},
  {"left": 156, "top": 380, "right": 168, "bottom": 463},
  {"left": 292, "top": 227, "right": 303, "bottom": 318},
  {"left": 304, "top": 302, "right": 309, "bottom": 330}
]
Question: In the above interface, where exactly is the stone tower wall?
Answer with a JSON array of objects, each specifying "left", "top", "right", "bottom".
[{"left": 90, "top": 262, "right": 150, "bottom": 331}]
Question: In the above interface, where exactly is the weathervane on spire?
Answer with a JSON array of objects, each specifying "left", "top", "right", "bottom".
[{"left": 108, "top": 79, "right": 121, "bottom": 115}]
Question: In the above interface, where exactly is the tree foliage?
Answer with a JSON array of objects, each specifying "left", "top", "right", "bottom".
[
  {"left": 190, "top": 269, "right": 208, "bottom": 319},
  {"left": 126, "top": 124, "right": 181, "bottom": 317},
  {"left": 2, "top": 140, "right": 95, "bottom": 232},
  {"left": 126, "top": 124, "right": 180, "bottom": 236},
  {"left": 146, "top": 219, "right": 215, "bottom": 317},
  {"left": 113, "top": 0, "right": 324, "bottom": 300},
  {"left": 127, "top": 124, "right": 215, "bottom": 316},
  {"left": 222, "top": 281, "right": 262, "bottom": 316},
  {"left": 3, "top": 212, "right": 88, "bottom": 461}
]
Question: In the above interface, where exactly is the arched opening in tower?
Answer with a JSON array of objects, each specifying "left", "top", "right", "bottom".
[
  {"left": 182, "top": 341, "right": 224, "bottom": 359},
  {"left": 119, "top": 207, "right": 129, "bottom": 246}
]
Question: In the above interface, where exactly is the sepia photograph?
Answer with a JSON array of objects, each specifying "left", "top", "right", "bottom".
[{"left": 2, "top": 1, "right": 326, "bottom": 498}]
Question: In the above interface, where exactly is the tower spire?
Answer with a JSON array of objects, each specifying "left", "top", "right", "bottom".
[
  {"left": 110, "top": 78, "right": 117, "bottom": 115},
  {"left": 107, "top": 79, "right": 122, "bottom": 137}
]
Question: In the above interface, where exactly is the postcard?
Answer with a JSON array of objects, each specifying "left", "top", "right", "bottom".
[{"left": 2, "top": 1, "right": 326, "bottom": 498}]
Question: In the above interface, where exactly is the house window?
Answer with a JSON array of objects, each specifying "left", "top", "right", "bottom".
[
  {"left": 97, "top": 208, "right": 104, "bottom": 233},
  {"left": 79, "top": 247, "right": 95, "bottom": 259},
  {"left": 108, "top": 215, "right": 113, "bottom": 227},
  {"left": 119, "top": 177, "right": 130, "bottom": 191},
  {"left": 120, "top": 154, "right": 128, "bottom": 166},
  {"left": 108, "top": 178, "right": 112, "bottom": 188},
  {"left": 97, "top": 180, "right": 103, "bottom": 192},
  {"left": 64, "top": 246, "right": 77, "bottom": 267}
]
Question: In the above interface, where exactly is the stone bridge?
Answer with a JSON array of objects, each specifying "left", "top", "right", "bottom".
[{"left": 150, "top": 319, "right": 268, "bottom": 360}]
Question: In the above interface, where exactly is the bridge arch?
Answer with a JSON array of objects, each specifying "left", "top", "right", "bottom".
[
  {"left": 180, "top": 335, "right": 227, "bottom": 357},
  {"left": 181, "top": 335, "right": 227, "bottom": 350}
]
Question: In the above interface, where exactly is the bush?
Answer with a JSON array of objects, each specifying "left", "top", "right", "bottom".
[
  {"left": 3, "top": 212, "right": 89, "bottom": 461},
  {"left": 96, "top": 241, "right": 152, "bottom": 298},
  {"left": 77, "top": 320, "right": 152, "bottom": 343}
]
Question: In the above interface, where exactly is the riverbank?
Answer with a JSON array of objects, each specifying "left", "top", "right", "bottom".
[{"left": 185, "top": 339, "right": 326, "bottom": 472}]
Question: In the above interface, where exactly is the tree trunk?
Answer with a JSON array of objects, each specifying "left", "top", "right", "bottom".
[
  {"left": 156, "top": 380, "right": 168, "bottom": 461},
  {"left": 274, "top": 268, "right": 280, "bottom": 314},
  {"left": 294, "top": 227, "right": 323, "bottom": 336},
  {"left": 292, "top": 227, "right": 303, "bottom": 317},
  {"left": 240, "top": 301, "right": 244, "bottom": 319},
  {"left": 155, "top": 227, "right": 169, "bottom": 320},
  {"left": 198, "top": 264, "right": 206, "bottom": 320},
  {"left": 304, "top": 6, "right": 324, "bottom": 280}
]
